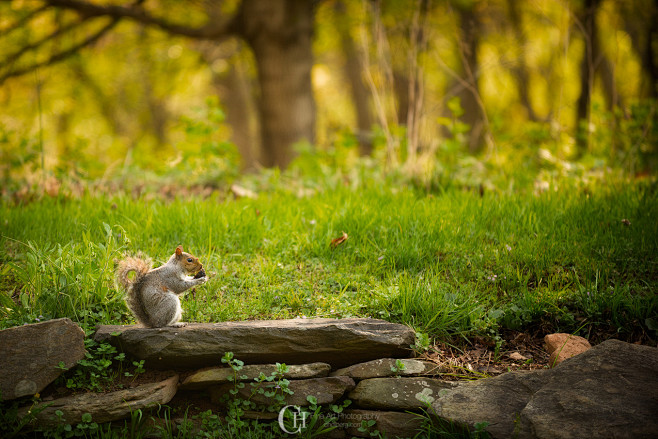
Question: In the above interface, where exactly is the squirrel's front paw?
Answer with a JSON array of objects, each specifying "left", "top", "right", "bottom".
[
  {"left": 170, "top": 322, "right": 187, "bottom": 328},
  {"left": 195, "top": 276, "right": 208, "bottom": 284}
]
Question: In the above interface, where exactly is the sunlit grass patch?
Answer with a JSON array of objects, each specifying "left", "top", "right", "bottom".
[{"left": 1, "top": 183, "right": 656, "bottom": 345}]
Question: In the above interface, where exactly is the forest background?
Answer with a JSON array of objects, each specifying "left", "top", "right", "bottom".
[{"left": 0, "top": 0, "right": 655, "bottom": 194}]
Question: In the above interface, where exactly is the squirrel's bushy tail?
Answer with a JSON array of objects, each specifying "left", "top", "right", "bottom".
[
  {"left": 116, "top": 256, "right": 153, "bottom": 327},
  {"left": 115, "top": 256, "right": 151, "bottom": 291}
]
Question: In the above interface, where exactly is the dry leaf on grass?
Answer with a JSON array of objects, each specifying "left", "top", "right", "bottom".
[
  {"left": 330, "top": 232, "right": 348, "bottom": 249},
  {"left": 508, "top": 352, "right": 528, "bottom": 361}
]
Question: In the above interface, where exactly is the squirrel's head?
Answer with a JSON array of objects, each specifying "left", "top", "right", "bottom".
[{"left": 174, "top": 245, "right": 203, "bottom": 275}]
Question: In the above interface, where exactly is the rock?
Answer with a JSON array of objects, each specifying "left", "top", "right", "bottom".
[
  {"left": 349, "top": 377, "right": 456, "bottom": 410},
  {"left": 241, "top": 411, "right": 280, "bottom": 420},
  {"left": 544, "top": 333, "right": 591, "bottom": 366},
  {"left": 430, "top": 339, "right": 658, "bottom": 439},
  {"left": 19, "top": 375, "right": 179, "bottom": 426},
  {"left": 331, "top": 358, "right": 442, "bottom": 379},
  {"left": 210, "top": 376, "right": 355, "bottom": 407},
  {"left": 180, "top": 362, "right": 331, "bottom": 390},
  {"left": 94, "top": 318, "right": 414, "bottom": 369},
  {"left": 520, "top": 339, "right": 658, "bottom": 439},
  {"left": 431, "top": 369, "right": 550, "bottom": 438},
  {"left": 0, "top": 318, "right": 85, "bottom": 400},
  {"left": 342, "top": 409, "right": 425, "bottom": 439}
]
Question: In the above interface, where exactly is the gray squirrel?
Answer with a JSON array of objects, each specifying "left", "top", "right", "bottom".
[{"left": 116, "top": 246, "right": 207, "bottom": 328}]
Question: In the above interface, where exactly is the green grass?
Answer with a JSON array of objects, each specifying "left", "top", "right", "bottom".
[{"left": 1, "top": 183, "right": 657, "bottom": 344}]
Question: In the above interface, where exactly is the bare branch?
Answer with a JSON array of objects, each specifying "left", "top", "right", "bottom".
[
  {"left": 0, "top": 0, "right": 239, "bottom": 83},
  {"left": 0, "top": 17, "right": 119, "bottom": 85},
  {"left": 43, "top": 0, "right": 238, "bottom": 39},
  {"left": 0, "top": 4, "right": 50, "bottom": 37},
  {"left": 3, "top": 19, "right": 87, "bottom": 67}
]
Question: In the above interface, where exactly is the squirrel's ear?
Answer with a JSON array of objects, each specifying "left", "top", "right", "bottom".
[{"left": 175, "top": 246, "right": 183, "bottom": 257}]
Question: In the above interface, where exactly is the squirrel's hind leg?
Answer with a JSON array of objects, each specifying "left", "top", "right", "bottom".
[{"left": 148, "top": 293, "right": 183, "bottom": 328}]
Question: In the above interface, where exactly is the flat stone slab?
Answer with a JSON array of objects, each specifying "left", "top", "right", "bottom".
[
  {"left": 331, "top": 358, "right": 442, "bottom": 379},
  {"left": 349, "top": 377, "right": 456, "bottom": 410},
  {"left": 211, "top": 376, "right": 356, "bottom": 407},
  {"left": 19, "top": 375, "right": 178, "bottom": 426},
  {"left": 342, "top": 409, "right": 425, "bottom": 438},
  {"left": 180, "top": 362, "right": 331, "bottom": 390},
  {"left": 94, "top": 318, "right": 414, "bottom": 369},
  {"left": 0, "top": 318, "right": 85, "bottom": 400}
]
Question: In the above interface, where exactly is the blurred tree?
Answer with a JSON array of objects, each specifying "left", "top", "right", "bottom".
[
  {"left": 574, "top": 0, "right": 602, "bottom": 153},
  {"left": 389, "top": 0, "right": 429, "bottom": 163},
  {"left": 574, "top": 0, "right": 626, "bottom": 154},
  {"left": 444, "top": 0, "right": 488, "bottom": 154},
  {"left": 0, "top": 0, "right": 316, "bottom": 169},
  {"left": 506, "top": 0, "right": 538, "bottom": 122},
  {"left": 135, "top": 25, "right": 170, "bottom": 148},
  {"left": 198, "top": 40, "right": 259, "bottom": 170},
  {"left": 333, "top": 0, "right": 374, "bottom": 156},
  {"left": 617, "top": 0, "right": 657, "bottom": 100}
]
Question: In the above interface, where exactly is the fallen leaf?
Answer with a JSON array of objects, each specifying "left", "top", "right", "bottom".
[
  {"left": 508, "top": 352, "right": 528, "bottom": 361},
  {"left": 330, "top": 232, "right": 348, "bottom": 249}
]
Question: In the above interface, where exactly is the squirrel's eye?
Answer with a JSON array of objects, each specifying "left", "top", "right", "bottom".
[{"left": 187, "top": 258, "right": 193, "bottom": 263}]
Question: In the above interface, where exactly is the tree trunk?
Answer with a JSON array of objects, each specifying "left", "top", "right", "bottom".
[
  {"left": 575, "top": 0, "right": 602, "bottom": 154},
  {"left": 239, "top": 0, "right": 316, "bottom": 169},
  {"left": 201, "top": 40, "right": 260, "bottom": 171},
  {"left": 619, "top": 1, "right": 658, "bottom": 99},
  {"left": 334, "top": 1, "right": 374, "bottom": 156},
  {"left": 507, "top": 0, "right": 538, "bottom": 122},
  {"left": 455, "top": 3, "right": 486, "bottom": 154},
  {"left": 138, "top": 27, "right": 169, "bottom": 148},
  {"left": 221, "top": 59, "right": 259, "bottom": 170}
]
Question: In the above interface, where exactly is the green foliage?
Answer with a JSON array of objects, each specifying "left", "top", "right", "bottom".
[
  {"left": 214, "top": 353, "right": 340, "bottom": 437},
  {"left": 219, "top": 352, "right": 291, "bottom": 430},
  {"left": 53, "top": 331, "right": 148, "bottom": 393},
  {"left": 391, "top": 359, "right": 407, "bottom": 376},
  {"left": 167, "top": 97, "right": 241, "bottom": 185},
  {"left": 357, "top": 418, "right": 381, "bottom": 437},
  {"left": 412, "top": 332, "right": 432, "bottom": 354},
  {"left": 0, "top": 221, "right": 129, "bottom": 329},
  {"left": 42, "top": 411, "right": 99, "bottom": 438}
]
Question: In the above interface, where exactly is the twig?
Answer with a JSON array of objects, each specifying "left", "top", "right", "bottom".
[
  {"left": 3, "top": 19, "right": 88, "bottom": 67},
  {"left": 43, "top": 0, "right": 238, "bottom": 39},
  {"left": 359, "top": 0, "right": 396, "bottom": 165},
  {"left": 0, "top": 18, "right": 120, "bottom": 85},
  {"left": 0, "top": 4, "right": 50, "bottom": 37}
]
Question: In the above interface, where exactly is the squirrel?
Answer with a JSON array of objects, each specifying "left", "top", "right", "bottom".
[{"left": 116, "top": 245, "right": 207, "bottom": 328}]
